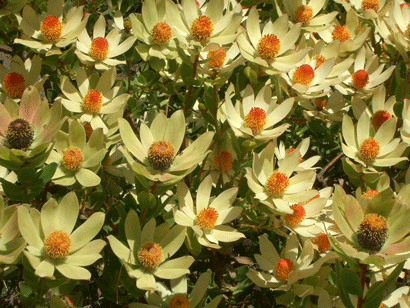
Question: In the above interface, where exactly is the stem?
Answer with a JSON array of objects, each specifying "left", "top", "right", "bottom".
[
  {"left": 317, "top": 151, "right": 344, "bottom": 184},
  {"left": 183, "top": 55, "right": 199, "bottom": 111},
  {"left": 357, "top": 263, "right": 368, "bottom": 308}
]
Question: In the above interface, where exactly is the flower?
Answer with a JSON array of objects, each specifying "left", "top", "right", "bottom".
[
  {"left": 0, "top": 86, "right": 67, "bottom": 170},
  {"left": 245, "top": 142, "right": 318, "bottom": 214},
  {"left": 118, "top": 110, "right": 214, "bottom": 188},
  {"left": 222, "top": 84, "right": 294, "bottom": 140},
  {"left": 14, "top": 0, "right": 89, "bottom": 56},
  {"left": 17, "top": 192, "right": 105, "bottom": 279},
  {"left": 107, "top": 210, "right": 194, "bottom": 291},
  {"left": 347, "top": 0, "right": 389, "bottom": 19},
  {"left": 47, "top": 119, "right": 107, "bottom": 187},
  {"left": 59, "top": 67, "right": 130, "bottom": 134},
  {"left": 0, "top": 55, "right": 47, "bottom": 101},
  {"left": 174, "top": 175, "right": 244, "bottom": 249},
  {"left": 75, "top": 14, "right": 137, "bottom": 70},
  {"left": 341, "top": 112, "right": 408, "bottom": 168},
  {"left": 0, "top": 196, "right": 25, "bottom": 264},
  {"left": 237, "top": 7, "right": 310, "bottom": 74}
]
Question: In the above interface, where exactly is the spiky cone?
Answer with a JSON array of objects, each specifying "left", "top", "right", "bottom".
[
  {"left": 59, "top": 67, "right": 130, "bottom": 134},
  {"left": 245, "top": 142, "right": 318, "bottom": 214},
  {"left": 17, "top": 192, "right": 105, "bottom": 279},
  {"left": 0, "top": 0, "right": 26, "bottom": 17},
  {"left": 173, "top": 175, "right": 244, "bottom": 249},
  {"left": 46, "top": 119, "right": 107, "bottom": 187},
  {"left": 236, "top": 8, "right": 311, "bottom": 75},
  {"left": 14, "top": 0, "right": 89, "bottom": 56},
  {"left": 75, "top": 14, "right": 137, "bottom": 70},
  {"left": 129, "top": 272, "right": 222, "bottom": 308},
  {"left": 341, "top": 112, "right": 408, "bottom": 169},
  {"left": 331, "top": 185, "right": 410, "bottom": 266},
  {"left": 0, "top": 86, "right": 67, "bottom": 171},
  {"left": 0, "top": 55, "right": 48, "bottom": 102},
  {"left": 222, "top": 84, "right": 294, "bottom": 140},
  {"left": 246, "top": 234, "right": 336, "bottom": 295},
  {"left": 118, "top": 110, "right": 214, "bottom": 189},
  {"left": 0, "top": 196, "right": 26, "bottom": 264},
  {"left": 107, "top": 210, "right": 194, "bottom": 291}
]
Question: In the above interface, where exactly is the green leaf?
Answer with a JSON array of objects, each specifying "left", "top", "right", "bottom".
[
  {"left": 365, "top": 262, "right": 404, "bottom": 301},
  {"left": 137, "top": 191, "right": 157, "bottom": 209},
  {"left": 340, "top": 268, "right": 363, "bottom": 296},
  {"left": 0, "top": 179, "right": 26, "bottom": 201},
  {"left": 335, "top": 261, "right": 355, "bottom": 308},
  {"left": 38, "top": 163, "right": 58, "bottom": 183}
]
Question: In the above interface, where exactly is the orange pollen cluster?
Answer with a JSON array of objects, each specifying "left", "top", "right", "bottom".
[
  {"left": 265, "top": 171, "right": 289, "bottom": 196},
  {"left": 313, "top": 55, "right": 326, "bottom": 69},
  {"left": 285, "top": 148, "right": 303, "bottom": 164},
  {"left": 292, "top": 64, "right": 315, "bottom": 86},
  {"left": 191, "top": 16, "right": 214, "bottom": 42},
  {"left": 207, "top": 48, "right": 226, "bottom": 68},
  {"left": 196, "top": 207, "right": 219, "bottom": 230},
  {"left": 151, "top": 21, "right": 172, "bottom": 45},
  {"left": 244, "top": 107, "right": 267, "bottom": 133},
  {"left": 314, "top": 97, "right": 328, "bottom": 110},
  {"left": 40, "top": 15, "right": 63, "bottom": 42},
  {"left": 312, "top": 233, "right": 330, "bottom": 252},
  {"left": 3, "top": 72, "right": 25, "bottom": 99},
  {"left": 213, "top": 150, "right": 233, "bottom": 172},
  {"left": 137, "top": 242, "right": 163, "bottom": 269},
  {"left": 294, "top": 5, "right": 314, "bottom": 24},
  {"left": 362, "top": 189, "right": 379, "bottom": 198},
  {"left": 285, "top": 204, "right": 306, "bottom": 226},
  {"left": 359, "top": 137, "right": 380, "bottom": 163},
  {"left": 257, "top": 34, "right": 281, "bottom": 61},
  {"left": 83, "top": 89, "right": 103, "bottom": 112},
  {"left": 90, "top": 37, "right": 109, "bottom": 61},
  {"left": 169, "top": 295, "right": 190, "bottom": 308},
  {"left": 275, "top": 258, "right": 294, "bottom": 280},
  {"left": 371, "top": 110, "right": 392, "bottom": 130},
  {"left": 44, "top": 230, "right": 72, "bottom": 259},
  {"left": 62, "top": 146, "right": 84, "bottom": 171},
  {"left": 361, "top": 0, "right": 380, "bottom": 11},
  {"left": 352, "top": 69, "right": 369, "bottom": 89},
  {"left": 332, "top": 25, "right": 352, "bottom": 42}
]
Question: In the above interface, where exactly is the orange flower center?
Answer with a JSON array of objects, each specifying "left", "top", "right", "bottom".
[
  {"left": 213, "top": 150, "right": 233, "bottom": 172},
  {"left": 285, "top": 148, "right": 303, "bottom": 163},
  {"left": 332, "top": 25, "right": 351, "bottom": 42},
  {"left": 191, "top": 16, "right": 214, "bottom": 42},
  {"left": 62, "top": 146, "right": 84, "bottom": 171},
  {"left": 151, "top": 21, "right": 172, "bottom": 45},
  {"left": 313, "top": 55, "right": 326, "bottom": 69},
  {"left": 275, "top": 258, "right": 294, "bottom": 280},
  {"left": 40, "top": 15, "right": 63, "bottom": 42},
  {"left": 244, "top": 107, "right": 267, "bottom": 133},
  {"left": 352, "top": 69, "right": 369, "bottom": 89},
  {"left": 44, "top": 230, "right": 72, "bottom": 259},
  {"left": 207, "top": 47, "right": 226, "bottom": 68},
  {"left": 359, "top": 137, "right": 380, "bottom": 163},
  {"left": 285, "top": 204, "right": 306, "bottom": 226},
  {"left": 265, "top": 171, "right": 289, "bottom": 196},
  {"left": 312, "top": 233, "right": 330, "bottom": 252},
  {"left": 196, "top": 207, "right": 219, "bottom": 230},
  {"left": 148, "top": 140, "right": 175, "bottom": 171},
  {"left": 362, "top": 189, "right": 379, "bottom": 198},
  {"left": 123, "top": 18, "right": 132, "bottom": 32},
  {"left": 169, "top": 295, "right": 190, "bottom": 308},
  {"left": 357, "top": 213, "right": 388, "bottom": 251},
  {"left": 257, "top": 34, "right": 281, "bottom": 61},
  {"left": 83, "top": 89, "right": 102, "bottom": 113},
  {"left": 292, "top": 64, "right": 315, "bottom": 86},
  {"left": 371, "top": 110, "right": 391, "bottom": 130},
  {"left": 361, "top": 0, "right": 379, "bottom": 11},
  {"left": 314, "top": 97, "right": 328, "bottom": 110},
  {"left": 137, "top": 242, "right": 163, "bottom": 269},
  {"left": 294, "top": 5, "right": 314, "bottom": 24},
  {"left": 90, "top": 37, "right": 109, "bottom": 61},
  {"left": 3, "top": 72, "right": 25, "bottom": 99},
  {"left": 6, "top": 118, "right": 34, "bottom": 150}
]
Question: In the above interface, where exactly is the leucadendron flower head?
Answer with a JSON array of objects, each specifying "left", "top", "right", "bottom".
[
  {"left": 174, "top": 175, "right": 244, "bottom": 249},
  {"left": 107, "top": 210, "right": 194, "bottom": 291},
  {"left": 14, "top": 0, "right": 89, "bottom": 56},
  {"left": 17, "top": 192, "right": 105, "bottom": 279},
  {"left": 0, "top": 86, "right": 67, "bottom": 171},
  {"left": 331, "top": 185, "right": 410, "bottom": 266},
  {"left": 0, "top": 196, "right": 25, "bottom": 264},
  {"left": 118, "top": 110, "right": 214, "bottom": 190},
  {"left": 129, "top": 272, "right": 222, "bottom": 308}
]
